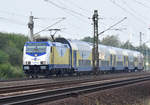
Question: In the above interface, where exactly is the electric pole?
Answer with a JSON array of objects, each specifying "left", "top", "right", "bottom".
[
  {"left": 28, "top": 14, "right": 34, "bottom": 41},
  {"left": 140, "top": 32, "right": 143, "bottom": 52},
  {"left": 140, "top": 32, "right": 144, "bottom": 69},
  {"left": 92, "top": 10, "right": 99, "bottom": 74}
]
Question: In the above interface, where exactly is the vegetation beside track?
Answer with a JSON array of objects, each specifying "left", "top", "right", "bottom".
[{"left": 0, "top": 32, "right": 28, "bottom": 79}]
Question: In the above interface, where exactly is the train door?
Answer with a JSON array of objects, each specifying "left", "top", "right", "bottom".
[
  {"left": 123, "top": 56, "right": 126, "bottom": 67},
  {"left": 126, "top": 56, "right": 128, "bottom": 67},
  {"left": 73, "top": 51, "right": 77, "bottom": 68},
  {"left": 51, "top": 47, "right": 54, "bottom": 64},
  {"left": 113, "top": 55, "right": 116, "bottom": 67},
  {"left": 110, "top": 54, "right": 113, "bottom": 66},
  {"left": 134, "top": 57, "right": 138, "bottom": 68}
]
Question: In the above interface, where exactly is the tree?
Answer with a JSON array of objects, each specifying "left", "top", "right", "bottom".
[
  {"left": 81, "top": 36, "right": 100, "bottom": 43},
  {"left": 0, "top": 50, "right": 9, "bottom": 64},
  {"left": 81, "top": 35, "right": 121, "bottom": 47},
  {"left": 121, "top": 40, "right": 135, "bottom": 50},
  {"left": 0, "top": 32, "right": 27, "bottom": 79},
  {"left": 100, "top": 35, "right": 121, "bottom": 47},
  {"left": 81, "top": 36, "right": 94, "bottom": 43}
]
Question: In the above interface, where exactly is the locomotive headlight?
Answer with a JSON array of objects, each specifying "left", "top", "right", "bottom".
[
  {"left": 26, "top": 61, "right": 31, "bottom": 65},
  {"left": 40, "top": 61, "right": 46, "bottom": 64}
]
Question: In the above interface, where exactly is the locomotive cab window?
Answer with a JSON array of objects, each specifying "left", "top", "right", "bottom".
[{"left": 26, "top": 43, "right": 47, "bottom": 53}]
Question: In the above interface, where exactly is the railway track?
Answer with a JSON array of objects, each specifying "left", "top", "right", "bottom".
[
  {"left": 0, "top": 72, "right": 147, "bottom": 83},
  {"left": 0, "top": 77, "right": 99, "bottom": 94},
  {"left": 0, "top": 75, "right": 150, "bottom": 105},
  {"left": 0, "top": 77, "right": 46, "bottom": 83},
  {"left": 0, "top": 72, "right": 149, "bottom": 94}
]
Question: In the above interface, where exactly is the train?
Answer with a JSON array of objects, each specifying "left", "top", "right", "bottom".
[{"left": 23, "top": 37, "right": 144, "bottom": 78}]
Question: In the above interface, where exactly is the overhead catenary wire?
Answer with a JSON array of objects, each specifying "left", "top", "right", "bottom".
[
  {"left": 121, "top": 0, "right": 149, "bottom": 22},
  {"left": 44, "top": 0, "right": 90, "bottom": 23},
  {"left": 0, "top": 10, "right": 28, "bottom": 18},
  {"left": 109, "top": 0, "right": 147, "bottom": 25},
  {"left": 33, "top": 17, "right": 66, "bottom": 36},
  {"left": 44, "top": 0, "right": 87, "bottom": 18},
  {"left": 0, "top": 16, "right": 26, "bottom": 26},
  {"left": 36, "top": 17, "right": 66, "bottom": 21},
  {"left": 60, "top": 0, "right": 90, "bottom": 15},
  {"left": 114, "top": 0, "right": 150, "bottom": 41},
  {"left": 0, "top": 10, "right": 48, "bottom": 29},
  {"left": 142, "top": 0, "right": 150, "bottom": 4},
  {"left": 33, "top": 17, "right": 66, "bottom": 29},
  {"left": 133, "top": 0, "right": 150, "bottom": 9},
  {"left": 98, "top": 17, "right": 127, "bottom": 35}
]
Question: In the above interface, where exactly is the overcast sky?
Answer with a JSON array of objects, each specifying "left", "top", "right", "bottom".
[{"left": 0, "top": 0, "right": 150, "bottom": 46}]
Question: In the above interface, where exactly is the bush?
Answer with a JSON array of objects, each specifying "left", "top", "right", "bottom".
[
  {"left": 0, "top": 50, "right": 9, "bottom": 64},
  {"left": 0, "top": 63, "right": 24, "bottom": 80},
  {"left": 0, "top": 32, "right": 28, "bottom": 79}
]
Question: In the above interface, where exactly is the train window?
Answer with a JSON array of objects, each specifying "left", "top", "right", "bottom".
[
  {"left": 99, "top": 60, "right": 101, "bottom": 66},
  {"left": 134, "top": 57, "right": 138, "bottom": 61},
  {"left": 51, "top": 47, "right": 52, "bottom": 53},
  {"left": 110, "top": 54, "right": 113, "bottom": 66},
  {"left": 79, "top": 60, "right": 91, "bottom": 67},
  {"left": 61, "top": 49, "right": 63, "bottom": 56},
  {"left": 129, "top": 56, "right": 134, "bottom": 62},
  {"left": 113, "top": 55, "right": 116, "bottom": 66},
  {"left": 117, "top": 61, "right": 123, "bottom": 66},
  {"left": 117, "top": 55, "right": 123, "bottom": 61},
  {"left": 124, "top": 56, "right": 126, "bottom": 64},
  {"left": 101, "top": 61, "right": 109, "bottom": 66},
  {"left": 64, "top": 45, "right": 68, "bottom": 47}
]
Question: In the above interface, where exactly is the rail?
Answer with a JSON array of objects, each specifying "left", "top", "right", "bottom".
[{"left": 0, "top": 75, "right": 150, "bottom": 105}]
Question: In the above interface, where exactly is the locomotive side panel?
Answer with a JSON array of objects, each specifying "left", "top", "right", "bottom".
[{"left": 50, "top": 45, "right": 71, "bottom": 69}]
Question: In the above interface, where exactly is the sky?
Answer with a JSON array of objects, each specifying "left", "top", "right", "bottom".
[{"left": 0, "top": 0, "right": 150, "bottom": 46}]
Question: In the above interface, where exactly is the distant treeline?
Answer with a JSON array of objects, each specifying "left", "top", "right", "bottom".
[
  {"left": 0, "top": 32, "right": 28, "bottom": 79},
  {"left": 81, "top": 35, "right": 149, "bottom": 55}
]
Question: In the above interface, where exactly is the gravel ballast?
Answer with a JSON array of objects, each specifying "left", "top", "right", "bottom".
[
  {"left": 39, "top": 80, "right": 150, "bottom": 105},
  {"left": 0, "top": 72, "right": 149, "bottom": 88}
]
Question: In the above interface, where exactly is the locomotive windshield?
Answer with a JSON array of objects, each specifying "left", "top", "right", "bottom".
[{"left": 26, "top": 43, "right": 47, "bottom": 53}]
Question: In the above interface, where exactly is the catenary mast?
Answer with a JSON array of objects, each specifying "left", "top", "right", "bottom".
[{"left": 92, "top": 10, "right": 99, "bottom": 74}]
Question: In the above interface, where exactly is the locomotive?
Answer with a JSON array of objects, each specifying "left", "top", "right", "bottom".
[{"left": 23, "top": 37, "right": 144, "bottom": 78}]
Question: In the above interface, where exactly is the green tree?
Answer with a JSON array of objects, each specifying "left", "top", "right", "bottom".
[
  {"left": 81, "top": 36, "right": 100, "bottom": 43},
  {"left": 81, "top": 36, "right": 94, "bottom": 43},
  {"left": 100, "top": 35, "right": 121, "bottom": 47},
  {"left": 4, "top": 47, "right": 22, "bottom": 66},
  {"left": 0, "top": 32, "right": 28, "bottom": 79},
  {"left": 121, "top": 40, "right": 135, "bottom": 50},
  {"left": 0, "top": 50, "right": 9, "bottom": 63}
]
